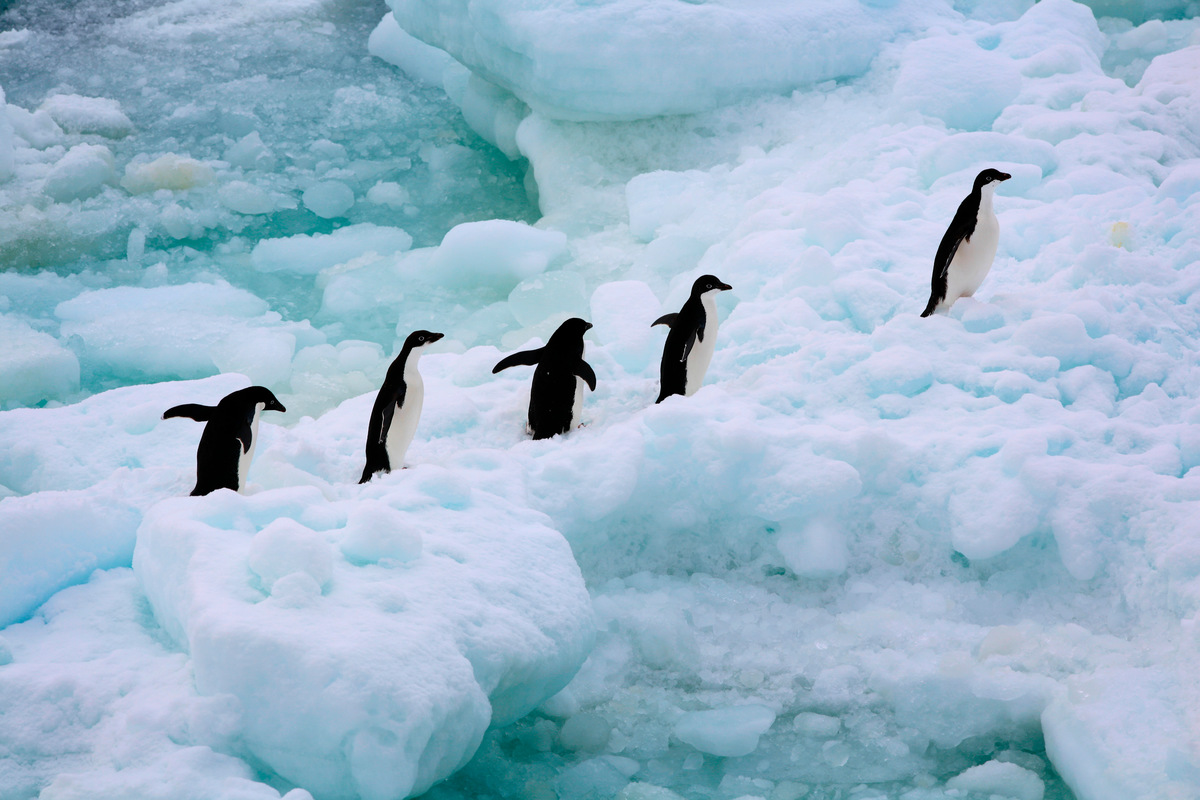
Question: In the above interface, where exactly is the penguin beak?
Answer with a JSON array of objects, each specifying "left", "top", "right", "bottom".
[
  {"left": 998, "top": 172, "right": 1011, "bottom": 181},
  {"left": 428, "top": 332, "right": 445, "bottom": 343},
  {"left": 584, "top": 322, "right": 593, "bottom": 330},
  {"left": 718, "top": 282, "right": 733, "bottom": 291},
  {"left": 270, "top": 400, "right": 287, "bottom": 412}
]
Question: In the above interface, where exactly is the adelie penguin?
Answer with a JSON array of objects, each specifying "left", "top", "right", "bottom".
[
  {"left": 163, "top": 385, "right": 286, "bottom": 496},
  {"left": 653, "top": 274, "right": 733, "bottom": 402},
  {"left": 921, "top": 168, "right": 1011, "bottom": 317},
  {"left": 360, "top": 329, "right": 444, "bottom": 484},
  {"left": 492, "top": 317, "right": 596, "bottom": 440}
]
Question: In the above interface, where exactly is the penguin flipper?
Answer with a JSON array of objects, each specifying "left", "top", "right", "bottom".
[
  {"left": 680, "top": 331, "right": 698, "bottom": 363},
  {"left": 493, "top": 348, "right": 543, "bottom": 373},
  {"left": 575, "top": 360, "right": 597, "bottom": 392},
  {"left": 237, "top": 413, "right": 254, "bottom": 454},
  {"left": 163, "top": 403, "right": 215, "bottom": 421},
  {"left": 652, "top": 313, "right": 678, "bottom": 328}
]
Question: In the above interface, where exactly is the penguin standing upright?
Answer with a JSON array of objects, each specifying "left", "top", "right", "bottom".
[
  {"left": 163, "top": 385, "right": 286, "bottom": 496},
  {"left": 492, "top": 317, "right": 596, "bottom": 440},
  {"left": 653, "top": 274, "right": 733, "bottom": 402},
  {"left": 921, "top": 168, "right": 1011, "bottom": 317},
  {"left": 360, "top": 329, "right": 444, "bottom": 484}
]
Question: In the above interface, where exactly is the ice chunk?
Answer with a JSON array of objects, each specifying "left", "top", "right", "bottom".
[
  {"left": 54, "top": 282, "right": 314, "bottom": 383},
  {"left": 672, "top": 705, "right": 776, "bottom": 757},
  {"left": 427, "top": 220, "right": 567, "bottom": 291},
  {"left": 39, "top": 94, "right": 133, "bottom": 138},
  {"left": 121, "top": 154, "right": 215, "bottom": 194},
  {"left": 792, "top": 712, "right": 841, "bottom": 739},
  {"left": 42, "top": 144, "right": 116, "bottom": 202},
  {"left": 223, "top": 131, "right": 276, "bottom": 172},
  {"left": 0, "top": 316, "right": 80, "bottom": 407},
  {"left": 251, "top": 224, "right": 414, "bottom": 274},
  {"left": 946, "top": 760, "right": 1045, "bottom": 800},
  {"left": 559, "top": 713, "right": 611, "bottom": 752},
  {"left": 7, "top": 105, "right": 64, "bottom": 150},
  {"left": 776, "top": 520, "right": 848, "bottom": 579},
  {"left": 302, "top": 180, "right": 355, "bottom": 218},
  {"left": 366, "top": 180, "right": 412, "bottom": 208},
  {"left": 134, "top": 484, "right": 594, "bottom": 799},
  {"left": 217, "top": 180, "right": 277, "bottom": 215}
]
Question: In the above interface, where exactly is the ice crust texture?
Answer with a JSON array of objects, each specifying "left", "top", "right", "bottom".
[{"left": 4, "top": 0, "right": 1200, "bottom": 799}]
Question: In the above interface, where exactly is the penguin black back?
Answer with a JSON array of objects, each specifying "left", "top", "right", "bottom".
[
  {"left": 654, "top": 274, "right": 732, "bottom": 402},
  {"left": 360, "top": 330, "right": 443, "bottom": 484},
  {"left": 493, "top": 317, "right": 596, "bottom": 440},
  {"left": 163, "top": 385, "right": 285, "bottom": 496},
  {"left": 922, "top": 168, "right": 1011, "bottom": 317}
]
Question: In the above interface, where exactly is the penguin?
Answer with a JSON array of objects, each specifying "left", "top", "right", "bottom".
[
  {"left": 921, "top": 168, "right": 1011, "bottom": 317},
  {"left": 163, "top": 385, "right": 286, "bottom": 496},
  {"left": 360, "top": 329, "right": 444, "bottom": 484},
  {"left": 653, "top": 274, "right": 733, "bottom": 402},
  {"left": 492, "top": 317, "right": 596, "bottom": 440}
]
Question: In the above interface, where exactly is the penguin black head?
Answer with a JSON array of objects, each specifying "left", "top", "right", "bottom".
[
  {"left": 404, "top": 330, "right": 445, "bottom": 350},
  {"left": 691, "top": 274, "right": 733, "bottom": 296},
  {"left": 228, "top": 385, "right": 287, "bottom": 413},
  {"left": 974, "top": 168, "right": 1012, "bottom": 190},
  {"left": 546, "top": 317, "right": 593, "bottom": 347}
]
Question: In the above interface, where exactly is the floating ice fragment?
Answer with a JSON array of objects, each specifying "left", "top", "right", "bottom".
[
  {"left": 122, "top": 154, "right": 215, "bottom": 194},
  {"left": 224, "top": 131, "right": 276, "bottom": 172},
  {"left": 427, "top": 219, "right": 567, "bottom": 291},
  {"left": 302, "top": 180, "right": 355, "bottom": 218},
  {"left": 218, "top": 181, "right": 276, "bottom": 215},
  {"left": 776, "top": 520, "right": 848, "bottom": 579},
  {"left": 559, "top": 712, "right": 611, "bottom": 752},
  {"left": 42, "top": 144, "right": 116, "bottom": 202},
  {"left": 673, "top": 705, "right": 776, "bottom": 757},
  {"left": 252, "top": 223, "right": 413, "bottom": 274},
  {"left": 0, "top": 316, "right": 80, "bottom": 407},
  {"left": 39, "top": 94, "right": 133, "bottom": 138},
  {"left": 946, "top": 760, "right": 1045, "bottom": 800}
]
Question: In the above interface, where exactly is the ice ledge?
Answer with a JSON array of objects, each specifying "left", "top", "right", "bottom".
[
  {"left": 134, "top": 481, "right": 594, "bottom": 800},
  {"left": 379, "top": 0, "right": 949, "bottom": 122}
]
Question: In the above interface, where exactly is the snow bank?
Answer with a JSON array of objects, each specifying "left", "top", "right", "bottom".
[{"left": 134, "top": 482, "right": 593, "bottom": 799}]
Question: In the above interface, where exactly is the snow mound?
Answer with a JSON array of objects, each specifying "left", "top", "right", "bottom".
[{"left": 133, "top": 481, "right": 594, "bottom": 800}]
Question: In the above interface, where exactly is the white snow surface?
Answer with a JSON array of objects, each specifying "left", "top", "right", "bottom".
[{"left": 4, "top": 0, "right": 1200, "bottom": 799}]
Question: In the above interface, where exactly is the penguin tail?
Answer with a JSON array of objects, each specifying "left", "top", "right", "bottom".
[{"left": 164, "top": 403, "right": 215, "bottom": 421}]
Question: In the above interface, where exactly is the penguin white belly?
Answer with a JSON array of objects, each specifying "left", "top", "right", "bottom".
[
  {"left": 238, "top": 403, "right": 264, "bottom": 493},
  {"left": 944, "top": 211, "right": 999, "bottom": 308},
  {"left": 684, "top": 296, "right": 719, "bottom": 396},
  {"left": 571, "top": 376, "right": 586, "bottom": 428},
  {"left": 386, "top": 372, "right": 424, "bottom": 468}
]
